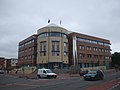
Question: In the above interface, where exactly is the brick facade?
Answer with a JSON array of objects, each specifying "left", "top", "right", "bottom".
[
  {"left": 68, "top": 32, "right": 111, "bottom": 69},
  {"left": 0, "top": 57, "right": 5, "bottom": 69},
  {"left": 18, "top": 34, "right": 38, "bottom": 66}
]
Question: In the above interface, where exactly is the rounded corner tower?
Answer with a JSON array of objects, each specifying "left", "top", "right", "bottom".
[{"left": 37, "top": 23, "right": 69, "bottom": 69}]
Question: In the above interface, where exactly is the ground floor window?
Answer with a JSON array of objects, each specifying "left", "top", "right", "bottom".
[
  {"left": 37, "top": 63, "right": 68, "bottom": 69},
  {"left": 79, "top": 63, "right": 96, "bottom": 68}
]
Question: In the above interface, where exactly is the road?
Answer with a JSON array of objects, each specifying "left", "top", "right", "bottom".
[{"left": 0, "top": 70, "right": 120, "bottom": 90}]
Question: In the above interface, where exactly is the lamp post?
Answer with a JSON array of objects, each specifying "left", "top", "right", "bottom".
[
  {"left": 42, "top": 61, "right": 44, "bottom": 68},
  {"left": 103, "top": 42, "right": 106, "bottom": 67},
  {"left": 22, "top": 67, "right": 24, "bottom": 76},
  {"left": 22, "top": 50, "right": 25, "bottom": 76},
  {"left": 96, "top": 59, "right": 99, "bottom": 66},
  {"left": 91, "top": 59, "right": 93, "bottom": 69}
]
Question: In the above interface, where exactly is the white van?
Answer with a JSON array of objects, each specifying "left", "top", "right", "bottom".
[{"left": 37, "top": 68, "right": 57, "bottom": 79}]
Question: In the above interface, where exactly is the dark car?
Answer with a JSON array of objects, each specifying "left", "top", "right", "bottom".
[
  {"left": 0, "top": 70, "right": 4, "bottom": 74},
  {"left": 83, "top": 70, "right": 104, "bottom": 81}
]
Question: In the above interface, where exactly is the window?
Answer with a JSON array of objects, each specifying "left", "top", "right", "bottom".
[
  {"left": 87, "top": 54, "right": 92, "bottom": 58},
  {"left": 80, "top": 45, "right": 85, "bottom": 50},
  {"left": 102, "top": 49, "right": 104, "bottom": 52},
  {"left": 87, "top": 46, "right": 92, "bottom": 50},
  {"left": 43, "top": 52, "right": 46, "bottom": 56},
  {"left": 52, "top": 52, "right": 55, "bottom": 56},
  {"left": 62, "top": 33, "right": 67, "bottom": 38},
  {"left": 77, "top": 37, "right": 86, "bottom": 42},
  {"left": 104, "top": 43, "right": 110, "bottom": 46},
  {"left": 94, "top": 55, "right": 98, "bottom": 58},
  {"left": 93, "top": 47, "right": 98, "bottom": 51},
  {"left": 105, "top": 49, "right": 109, "bottom": 53},
  {"left": 40, "top": 41, "right": 46, "bottom": 56},
  {"left": 105, "top": 56, "right": 110, "bottom": 60},
  {"left": 86, "top": 39, "right": 91, "bottom": 43},
  {"left": 77, "top": 37, "right": 110, "bottom": 47},
  {"left": 52, "top": 41, "right": 60, "bottom": 56},
  {"left": 40, "top": 43, "right": 42, "bottom": 52},
  {"left": 64, "top": 52, "right": 67, "bottom": 56},
  {"left": 52, "top": 42, "right": 55, "bottom": 51},
  {"left": 25, "top": 56, "right": 27, "bottom": 60},
  {"left": 39, "top": 32, "right": 67, "bottom": 38},
  {"left": 77, "top": 37, "right": 97, "bottom": 44},
  {"left": 44, "top": 42, "right": 46, "bottom": 51},
  {"left": 56, "top": 52, "right": 59, "bottom": 56},
  {"left": 56, "top": 42, "right": 59, "bottom": 51},
  {"left": 80, "top": 53, "right": 85, "bottom": 58},
  {"left": 99, "top": 48, "right": 102, "bottom": 52},
  {"left": 91, "top": 40, "right": 97, "bottom": 44},
  {"left": 32, "top": 39, "right": 34, "bottom": 43},
  {"left": 64, "top": 42, "right": 68, "bottom": 56},
  {"left": 43, "top": 70, "right": 46, "bottom": 73},
  {"left": 98, "top": 42, "right": 103, "bottom": 45}
]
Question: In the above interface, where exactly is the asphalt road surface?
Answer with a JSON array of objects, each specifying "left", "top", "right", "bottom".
[{"left": 0, "top": 70, "right": 120, "bottom": 90}]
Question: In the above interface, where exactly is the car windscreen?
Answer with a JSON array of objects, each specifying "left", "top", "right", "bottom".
[
  {"left": 88, "top": 71, "right": 97, "bottom": 74},
  {"left": 46, "top": 70, "right": 53, "bottom": 73}
]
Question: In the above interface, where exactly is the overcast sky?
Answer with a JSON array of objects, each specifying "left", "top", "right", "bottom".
[{"left": 0, "top": 0, "right": 120, "bottom": 58}]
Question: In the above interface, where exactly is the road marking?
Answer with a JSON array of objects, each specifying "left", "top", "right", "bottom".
[
  {"left": 13, "top": 83, "right": 40, "bottom": 87},
  {"left": 107, "top": 84, "right": 120, "bottom": 90},
  {"left": 28, "top": 76, "right": 80, "bottom": 81},
  {"left": 0, "top": 84, "right": 14, "bottom": 87}
]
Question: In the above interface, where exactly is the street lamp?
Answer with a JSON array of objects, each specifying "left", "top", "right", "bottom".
[
  {"left": 103, "top": 41, "right": 106, "bottom": 67},
  {"left": 22, "top": 50, "right": 25, "bottom": 76},
  {"left": 22, "top": 67, "right": 24, "bottom": 76},
  {"left": 91, "top": 59, "right": 93, "bottom": 69}
]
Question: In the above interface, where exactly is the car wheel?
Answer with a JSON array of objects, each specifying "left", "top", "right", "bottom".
[
  {"left": 37, "top": 75, "right": 41, "bottom": 78},
  {"left": 84, "top": 78, "right": 86, "bottom": 81},
  {"left": 54, "top": 76, "right": 57, "bottom": 79},
  {"left": 47, "top": 75, "right": 50, "bottom": 79},
  {"left": 101, "top": 77, "right": 103, "bottom": 80}
]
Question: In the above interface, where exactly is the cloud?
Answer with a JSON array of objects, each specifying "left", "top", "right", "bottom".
[{"left": 0, "top": 0, "right": 120, "bottom": 58}]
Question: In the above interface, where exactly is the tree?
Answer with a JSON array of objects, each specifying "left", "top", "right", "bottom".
[{"left": 111, "top": 52, "right": 120, "bottom": 67}]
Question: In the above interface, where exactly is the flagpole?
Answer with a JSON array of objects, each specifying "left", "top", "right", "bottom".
[{"left": 60, "top": 20, "right": 61, "bottom": 25}]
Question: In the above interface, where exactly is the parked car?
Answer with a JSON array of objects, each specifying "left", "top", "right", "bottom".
[
  {"left": 37, "top": 68, "right": 57, "bottom": 79},
  {"left": 83, "top": 70, "right": 104, "bottom": 81},
  {"left": 0, "top": 70, "right": 4, "bottom": 74}
]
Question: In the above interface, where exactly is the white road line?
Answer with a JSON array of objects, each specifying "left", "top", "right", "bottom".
[
  {"left": 107, "top": 84, "right": 120, "bottom": 90},
  {"left": 13, "top": 83, "right": 40, "bottom": 87}
]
